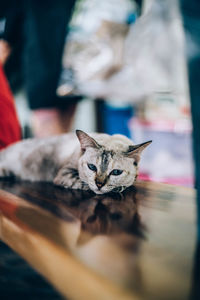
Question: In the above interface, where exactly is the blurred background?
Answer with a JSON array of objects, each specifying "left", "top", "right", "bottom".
[{"left": 0, "top": 0, "right": 194, "bottom": 187}]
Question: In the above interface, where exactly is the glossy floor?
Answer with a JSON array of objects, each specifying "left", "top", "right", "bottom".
[{"left": 0, "top": 180, "right": 199, "bottom": 300}]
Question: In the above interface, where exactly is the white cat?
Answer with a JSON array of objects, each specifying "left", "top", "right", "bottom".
[{"left": 0, "top": 130, "right": 151, "bottom": 194}]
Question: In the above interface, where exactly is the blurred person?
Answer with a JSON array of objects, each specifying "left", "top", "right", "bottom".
[
  {"left": 0, "top": 63, "right": 21, "bottom": 149},
  {"left": 180, "top": 0, "right": 200, "bottom": 239},
  {"left": 0, "top": 0, "right": 80, "bottom": 137},
  {"left": 0, "top": 40, "right": 11, "bottom": 65},
  {"left": 180, "top": 0, "right": 200, "bottom": 298}
]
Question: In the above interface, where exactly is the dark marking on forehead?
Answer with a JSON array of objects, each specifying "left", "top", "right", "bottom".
[
  {"left": 110, "top": 150, "right": 115, "bottom": 157},
  {"left": 100, "top": 150, "right": 112, "bottom": 173}
]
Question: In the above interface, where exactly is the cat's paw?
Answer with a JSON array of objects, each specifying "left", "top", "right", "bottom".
[
  {"left": 54, "top": 166, "right": 90, "bottom": 191},
  {"left": 54, "top": 175, "right": 89, "bottom": 191},
  {"left": 54, "top": 166, "right": 77, "bottom": 187},
  {"left": 79, "top": 182, "right": 90, "bottom": 191},
  {"left": 53, "top": 175, "right": 69, "bottom": 188}
]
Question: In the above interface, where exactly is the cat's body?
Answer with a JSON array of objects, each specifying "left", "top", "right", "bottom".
[{"left": 0, "top": 130, "right": 151, "bottom": 194}]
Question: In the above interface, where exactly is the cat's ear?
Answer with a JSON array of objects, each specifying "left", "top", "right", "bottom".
[
  {"left": 125, "top": 141, "right": 152, "bottom": 164},
  {"left": 76, "top": 130, "right": 101, "bottom": 151}
]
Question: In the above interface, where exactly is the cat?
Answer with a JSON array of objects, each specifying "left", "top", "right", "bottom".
[{"left": 0, "top": 130, "right": 151, "bottom": 194}]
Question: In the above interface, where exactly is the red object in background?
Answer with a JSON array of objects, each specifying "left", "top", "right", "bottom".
[{"left": 0, "top": 64, "right": 21, "bottom": 150}]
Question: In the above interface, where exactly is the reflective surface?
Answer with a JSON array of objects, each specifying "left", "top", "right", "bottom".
[{"left": 0, "top": 180, "right": 198, "bottom": 300}]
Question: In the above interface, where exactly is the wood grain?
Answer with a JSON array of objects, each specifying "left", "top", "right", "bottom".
[{"left": 0, "top": 180, "right": 197, "bottom": 299}]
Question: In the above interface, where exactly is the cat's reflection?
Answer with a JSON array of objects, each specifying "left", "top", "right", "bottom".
[
  {"left": 52, "top": 185, "right": 146, "bottom": 243},
  {"left": 0, "top": 180, "right": 145, "bottom": 242}
]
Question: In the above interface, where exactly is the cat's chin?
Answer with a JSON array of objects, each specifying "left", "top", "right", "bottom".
[
  {"left": 93, "top": 189, "right": 106, "bottom": 195},
  {"left": 92, "top": 187, "right": 126, "bottom": 195},
  {"left": 90, "top": 187, "right": 111, "bottom": 195}
]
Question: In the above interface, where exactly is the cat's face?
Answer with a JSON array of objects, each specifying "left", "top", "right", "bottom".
[
  {"left": 77, "top": 130, "right": 151, "bottom": 195},
  {"left": 78, "top": 147, "right": 137, "bottom": 194}
]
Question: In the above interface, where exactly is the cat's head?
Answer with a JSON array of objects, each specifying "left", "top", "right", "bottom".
[{"left": 76, "top": 130, "right": 151, "bottom": 194}]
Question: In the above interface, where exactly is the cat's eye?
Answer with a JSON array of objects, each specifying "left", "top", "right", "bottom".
[
  {"left": 87, "top": 163, "right": 97, "bottom": 172},
  {"left": 110, "top": 169, "right": 123, "bottom": 176}
]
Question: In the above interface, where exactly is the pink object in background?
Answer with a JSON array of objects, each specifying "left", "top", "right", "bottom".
[{"left": 130, "top": 117, "right": 194, "bottom": 187}]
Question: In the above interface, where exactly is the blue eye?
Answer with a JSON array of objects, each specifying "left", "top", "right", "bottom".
[
  {"left": 110, "top": 169, "right": 123, "bottom": 176},
  {"left": 87, "top": 163, "right": 97, "bottom": 172}
]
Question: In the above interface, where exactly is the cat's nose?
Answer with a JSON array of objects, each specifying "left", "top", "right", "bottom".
[{"left": 95, "top": 179, "right": 105, "bottom": 190}]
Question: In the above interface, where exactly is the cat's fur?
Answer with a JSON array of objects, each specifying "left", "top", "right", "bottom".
[{"left": 0, "top": 130, "right": 151, "bottom": 194}]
